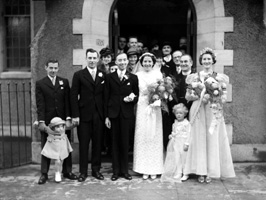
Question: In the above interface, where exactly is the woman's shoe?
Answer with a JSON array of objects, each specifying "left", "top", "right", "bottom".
[
  {"left": 198, "top": 176, "right": 204, "bottom": 183},
  {"left": 150, "top": 175, "right": 157, "bottom": 180},
  {"left": 143, "top": 174, "right": 149, "bottom": 180},
  {"left": 205, "top": 176, "right": 211, "bottom": 183},
  {"left": 181, "top": 175, "right": 189, "bottom": 182}
]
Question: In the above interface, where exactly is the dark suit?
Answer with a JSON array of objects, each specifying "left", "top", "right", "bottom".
[
  {"left": 104, "top": 71, "right": 139, "bottom": 174},
  {"left": 70, "top": 68, "right": 105, "bottom": 174},
  {"left": 36, "top": 76, "right": 72, "bottom": 174}
]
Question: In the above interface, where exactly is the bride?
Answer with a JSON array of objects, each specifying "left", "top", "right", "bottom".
[{"left": 133, "top": 52, "right": 164, "bottom": 180}]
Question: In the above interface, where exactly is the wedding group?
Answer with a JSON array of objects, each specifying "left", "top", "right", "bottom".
[{"left": 35, "top": 37, "right": 235, "bottom": 185}]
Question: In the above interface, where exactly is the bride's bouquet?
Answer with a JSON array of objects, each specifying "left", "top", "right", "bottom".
[
  {"left": 147, "top": 76, "right": 177, "bottom": 113},
  {"left": 185, "top": 75, "right": 205, "bottom": 102}
]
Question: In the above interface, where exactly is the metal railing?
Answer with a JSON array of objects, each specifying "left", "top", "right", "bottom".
[{"left": 0, "top": 81, "right": 32, "bottom": 169}]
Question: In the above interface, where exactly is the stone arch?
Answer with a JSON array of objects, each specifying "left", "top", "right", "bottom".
[{"left": 73, "top": 0, "right": 233, "bottom": 71}]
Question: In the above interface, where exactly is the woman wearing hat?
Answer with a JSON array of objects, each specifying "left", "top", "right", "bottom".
[
  {"left": 98, "top": 47, "right": 113, "bottom": 74},
  {"left": 126, "top": 47, "right": 139, "bottom": 74},
  {"left": 40, "top": 117, "right": 73, "bottom": 183}
]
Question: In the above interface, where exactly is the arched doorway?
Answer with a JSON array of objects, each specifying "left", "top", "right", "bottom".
[{"left": 109, "top": 0, "right": 197, "bottom": 68}]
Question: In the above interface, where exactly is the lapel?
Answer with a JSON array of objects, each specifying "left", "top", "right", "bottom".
[
  {"left": 121, "top": 71, "right": 131, "bottom": 85},
  {"left": 82, "top": 67, "right": 95, "bottom": 85},
  {"left": 95, "top": 70, "right": 103, "bottom": 85},
  {"left": 43, "top": 76, "right": 55, "bottom": 89},
  {"left": 111, "top": 71, "right": 121, "bottom": 85}
]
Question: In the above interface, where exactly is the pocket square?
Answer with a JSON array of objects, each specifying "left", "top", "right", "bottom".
[
  {"left": 61, "top": 87, "right": 64, "bottom": 89},
  {"left": 101, "top": 81, "right": 105, "bottom": 84},
  {"left": 127, "top": 82, "right": 130, "bottom": 85}
]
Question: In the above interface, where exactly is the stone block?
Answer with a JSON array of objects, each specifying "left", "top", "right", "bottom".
[
  {"left": 91, "top": 19, "right": 109, "bottom": 36},
  {"left": 194, "top": 0, "right": 215, "bottom": 20},
  {"left": 215, "top": 17, "right": 234, "bottom": 32},
  {"left": 214, "top": 0, "right": 225, "bottom": 17},
  {"left": 73, "top": 49, "right": 86, "bottom": 66},
  {"left": 231, "top": 144, "right": 266, "bottom": 162},
  {"left": 215, "top": 50, "right": 234, "bottom": 66},
  {"left": 226, "top": 83, "right": 232, "bottom": 102},
  {"left": 92, "top": 1, "right": 110, "bottom": 22},
  {"left": 73, "top": 19, "right": 91, "bottom": 34},
  {"left": 198, "top": 18, "right": 215, "bottom": 34}
]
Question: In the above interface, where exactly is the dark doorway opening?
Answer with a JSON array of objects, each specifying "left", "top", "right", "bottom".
[{"left": 110, "top": 0, "right": 197, "bottom": 67}]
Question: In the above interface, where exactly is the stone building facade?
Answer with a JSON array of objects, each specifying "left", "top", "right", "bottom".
[{"left": 1, "top": 0, "right": 265, "bottom": 163}]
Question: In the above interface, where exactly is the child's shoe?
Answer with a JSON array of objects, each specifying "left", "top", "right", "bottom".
[
  {"left": 205, "top": 176, "right": 211, "bottom": 183},
  {"left": 55, "top": 172, "right": 62, "bottom": 183},
  {"left": 150, "top": 175, "right": 157, "bottom": 180},
  {"left": 198, "top": 176, "right": 204, "bottom": 183},
  {"left": 143, "top": 174, "right": 149, "bottom": 180},
  {"left": 181, "top": 175, "right": 189, "bottom": 182}
]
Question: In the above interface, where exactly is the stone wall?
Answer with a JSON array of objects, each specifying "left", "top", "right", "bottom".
[{"left": 224, "top": 0, "right": 266, "bottom": 144}]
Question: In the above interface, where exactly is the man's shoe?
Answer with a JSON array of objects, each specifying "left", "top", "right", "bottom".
[
  {"left": 150, "top": 175, "right": 157, "bottom": 180},
  {"left": 142, "top": 174, "right": 149, "bottom": 180},
  {"left": 38, "top": 174, "right": 48, "bottom": 185},
  {"left": 111, "top": 174, "right": 119, "bottom": 181},
  {"left": 78, "top": 174, "right": 87, "bottom": 182},
  {"left": 63, "top": 172, "right": 78, "bottom": 180},
  {"left": 55, "top": 172, "right": 62, "bottom": 183},
  {"left": 122, "top": 173, "right": 132, "bottom": 180},
  {"left": 92, "top": 171, "right": 104, "bottom": 180}
]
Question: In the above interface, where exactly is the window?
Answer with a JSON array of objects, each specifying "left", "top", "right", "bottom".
[{"left": 4, "top": 0, "right": 31, "bottom": 71}]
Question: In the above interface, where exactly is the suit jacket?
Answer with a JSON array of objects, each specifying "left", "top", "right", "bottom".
[
  {"left": 70, "top": 68, "right": 105, "bottom": 122},
  {"left": 36, "top": 76, "right": 70, "bottom": 125},
  {"left": 104, "top": 71, "right": 139, "bottom": 119}
]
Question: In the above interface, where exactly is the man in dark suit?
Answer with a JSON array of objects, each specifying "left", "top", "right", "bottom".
[
  {"left": 70, "top": 48, "right": 105, "bottom": 182},
  {"left": 36, "top": 59, "right": 77, "bottom": 184},
  {"left": 104, "top": 53, "right": 139, "bottom": 181},
  {"left": 174, "top": 54, "right": 193, "bottom": 115}
]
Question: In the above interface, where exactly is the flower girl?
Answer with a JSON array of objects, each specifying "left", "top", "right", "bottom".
[
  {"left": 40, "top": 117, "right": 73, "bottom": 183},
  {"left": 161, "top": 103, "right": 191, "bottom": 182}
]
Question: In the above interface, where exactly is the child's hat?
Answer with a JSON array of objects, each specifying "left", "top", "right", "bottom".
[{"left": 49, "top": 117, "right": 65, "bottom": 128}]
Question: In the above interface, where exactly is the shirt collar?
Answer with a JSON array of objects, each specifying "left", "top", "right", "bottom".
[
  {"left": 87, "top": 67, "right": 97, "bottom": 73},
  {"left": 182, "top": 70, "right": 191, "bottom": 76},
  {"left": 48, "top": 75, "right": 56, "bottom": 81}
]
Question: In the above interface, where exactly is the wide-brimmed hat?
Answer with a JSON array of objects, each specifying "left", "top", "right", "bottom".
[{"left": 49, "top": 117, "right": 65, "bottom": 128}]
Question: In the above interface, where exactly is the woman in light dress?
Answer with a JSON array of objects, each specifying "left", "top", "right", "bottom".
[
  {"left": 183, "top": 48, "right": 235, "bottom": 183},
  {"left": 133, "top": 52, "right": 164, "bottom": 180}
]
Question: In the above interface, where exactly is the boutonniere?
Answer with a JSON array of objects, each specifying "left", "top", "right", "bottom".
[
  {"left": 59, "top": 80, "right": 63, "bottom": 85},
  {"left": 98, "top": 72, "right": 103, "bottom": 77},
  {"left": 124, "top": 75, "right": 129, "bottom": 80}
]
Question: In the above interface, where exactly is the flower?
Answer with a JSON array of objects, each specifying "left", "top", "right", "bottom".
[
  {"left": 59, "top": 80, "right": 63, "bottom": 85},
  {"left": 185, "top": 76, "right": 203, "bottom": 102},
  {"left": 98, "top": 72, "right": 103, "bottom": 77},
  {"left": 147, "top": 76, "right": 177, "bottom": 113}
]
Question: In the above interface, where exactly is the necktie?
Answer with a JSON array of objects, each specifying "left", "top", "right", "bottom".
[
  {"left": 91, "top": 70, "right": 96, "bottom": 81},
  {"left": 119, "top": 71, "right": 124, "bottom": 81},
  {"left": 52, "top": 77, "right": 56, "bottom": 86}
]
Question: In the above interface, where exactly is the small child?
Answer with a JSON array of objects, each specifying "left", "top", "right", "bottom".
[
  {"left": 161, "top": 103, "right": 191, "bottom": 183},
  {"left": 40, "top": 117, "right": 73, "bottom": 183}
]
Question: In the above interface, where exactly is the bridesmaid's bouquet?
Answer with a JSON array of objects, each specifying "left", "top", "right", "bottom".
[{"left": 147, "top": 76, "right": 177, "bottom": 113}]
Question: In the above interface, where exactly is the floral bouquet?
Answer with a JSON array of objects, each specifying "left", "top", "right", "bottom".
[
  {"left": 147, "top": 76, "right": 177, "bottom": 113},
  {"left": 185, "top": 75, "right": 205, "bottom": 102},
  {"left": 203, "top": 73, "right": 229, "bottom": 134}
]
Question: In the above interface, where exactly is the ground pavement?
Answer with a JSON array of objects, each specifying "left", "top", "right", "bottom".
[{"left": 0, "top": 162, "right": 266, "bottom": 200}]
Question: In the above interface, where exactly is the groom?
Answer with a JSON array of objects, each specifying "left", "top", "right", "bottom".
[{"left": 104, "top": 53, "right": 139, "bottom": 181}]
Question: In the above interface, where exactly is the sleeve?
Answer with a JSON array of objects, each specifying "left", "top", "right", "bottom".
[
  {"left": 132, "top": 74, "right": 139, "bottom": 105},
  {"left": 185, "top": 121, "right": 192, "bottom": 145},
  {"left": 216, "top": 73, "right": 229, "bottom": 84},
  {"left": 171, "top": 121, "right": 177, "bottom": 136},
  {"left": 35, "top": 81, "right": 45, "bottom": 122},
  {"left": 104, "top": 74, "right": 111, "bottom": 118},
  {"left": 70, "top": 72, "right": 80, "bottom": 118},
  {"left": 64, "top": 78, "right": 71, "bottom": 119}
]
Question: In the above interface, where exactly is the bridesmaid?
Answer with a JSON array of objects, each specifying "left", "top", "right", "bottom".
[{"left": 183, "top": 48, "right": 235, "bottom": 183}]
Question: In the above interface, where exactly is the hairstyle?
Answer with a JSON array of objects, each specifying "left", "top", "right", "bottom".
[
  {"left": 128, "top": 36, "right": 138, "bottom": 41},
  {"left": 99, "top": 47, "right": 113, "bottom": 58},
  {"left": 181, "top": 54, "right": 193, "bottom": 62},
  {"left": 46, "top": 59, "right": 58, "bottom": 66},
  {"left": 139, "top": 52, "right": 156, "bottom": 67},
  {"left": 172, "top": 103, "right": 188, "bottom": 115},
  {"left": 115, "top": 52, "right": 127, "bottom": 60},
  {"left": 119, "top": 36, "right": 127, "bottom": 41},
  {"left": 85, "top": 48, "right": 99, "bottom": 58},
  {"left": 199, "top": 47, "right": 217, "bottom": 65},
  {"left": 172, "top": 50, "right": 183, "bottom": 56}
]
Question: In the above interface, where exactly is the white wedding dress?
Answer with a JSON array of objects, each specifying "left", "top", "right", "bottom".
[{"left": 133, "top": 69, "right": 164, "bottom": 175}]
